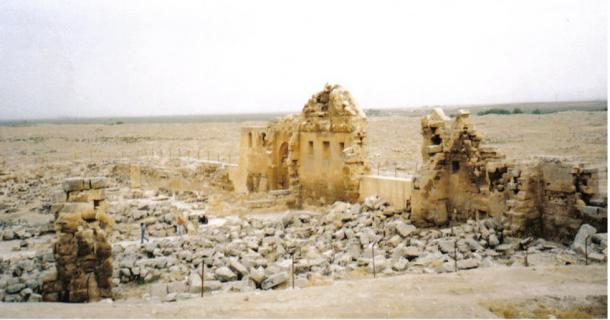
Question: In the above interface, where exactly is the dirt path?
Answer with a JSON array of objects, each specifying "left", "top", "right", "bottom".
[{"left": 2, "top": 264, "right": 606, "bottom": 318}]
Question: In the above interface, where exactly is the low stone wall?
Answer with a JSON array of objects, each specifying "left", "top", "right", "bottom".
[
  {"left": 359, "top": 175, "right": 412, "bottom": 209},
  {"left": 113, "top": 160, "right": 234, "bottom": 194}
]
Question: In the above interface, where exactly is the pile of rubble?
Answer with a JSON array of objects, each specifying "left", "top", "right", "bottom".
[
  {"left": 0, "top": 251, "right": 54, "bottom": 302},
  {"left": 0, "top": 195, "right": 606, "bottom": 303},
  {"left": 0, "top": 221, "right": 49, "bottom": 241},
  {"left": 106, "top": 189, "right": 204, "bottom": 242},
  {"left": 42, "top": 177, "right": 114, "bottom": 302},
  {"left": 108, "top": 196, "right": 606, "bottom": 302}
]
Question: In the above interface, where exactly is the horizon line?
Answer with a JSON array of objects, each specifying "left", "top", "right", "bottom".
[{"left": 0, "top": 99, "right": 606, "bottom": 123}]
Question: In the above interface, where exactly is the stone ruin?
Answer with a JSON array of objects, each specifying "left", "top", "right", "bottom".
[
  {"left": 411, "top": 108, "right": 606, "bottom": 242},
  {"left": 229, "top": 86, "right": 606, "bottom": 244},
  {"left": 42, "top": 177, "right": 114, "bottom": 302},
  {"left": 231, "top": 84, "right": 369, "bottom": 207},
  {"left": 0, "top": 86, "right": 606, "bottom": 305}
]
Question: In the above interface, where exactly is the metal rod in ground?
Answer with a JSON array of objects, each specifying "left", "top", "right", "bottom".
[
  {"left": 372, "top": 243, "right": 376, "bottom": 278},
  {"left": 525, "top": 250, "right": 529, "bottom": 267},
  {"left": 291, "top": 254, "right": 295, "bottom": 289},
  {"left": 201, "top": 259, "right": 204, "bottom": 297},
  {"left": 454, "top": 240, "right": 458, "bottom": 272}
]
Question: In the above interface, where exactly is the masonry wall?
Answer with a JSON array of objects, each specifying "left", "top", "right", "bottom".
[
  {"left": 359, "top": 175, "right": 412, "bottom": 209},
  {"left": 230, "top": 84, "right": 369, "bottom": 207},
  {"left": 298, "top": 131, "right": 353, "bottom": 204},
  {"left": 410, "top": 108, "right": 607, "bottom": 242}
]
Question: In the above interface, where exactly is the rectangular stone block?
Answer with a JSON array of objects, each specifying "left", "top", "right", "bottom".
[
  {"left": 67, "top": 189, "right": 105, "bottom": 203},
  {"left": 541, "top": 162, "right": 576, "bottom": 193},
  {"left": 63, "top": 178, "right": 89, "bottom": 192},
  {"left": 427, "top": 145, "right": 442, "bottom": 154},
  {"left": 60, "top": 202, "right": 94, "bottom": 215},
  {"left": 89, "top": 177, "right": 108, "bottom": 189}
]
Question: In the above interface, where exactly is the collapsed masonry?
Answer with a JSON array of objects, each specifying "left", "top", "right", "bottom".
[
  {"left": 231, "top": 84, "right": 369, "bottom": 206},
  {"left": 411, "top": 108, "right": 607, "bottom": 242},
  {"left": 42, "top": 177, "right": 114, "bottom": 302}
]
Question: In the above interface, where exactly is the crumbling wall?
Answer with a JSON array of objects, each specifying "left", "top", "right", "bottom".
[
  {"left": 235, "top": 117, "right": 298, "bottom": 194},
  {"left": 232, "top": 84, "right": 369, "bottom": 206},
  {"left": 411, "top": 109, "right": 505, "bottom": 225},
  {"left": 297, "top": 84, "right": 369, "bottom": 204},
  {"left": 42, "top": 177, "right": 114, "bottom": 302},
  {"left": 411, "top": 108, "right": 607, "bottom": 242},
  {"left": 113, "top": 161, "right": 234, "bottom": 194}
]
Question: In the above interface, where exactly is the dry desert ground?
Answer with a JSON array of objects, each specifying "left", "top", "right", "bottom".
[{"left": 0, "top": 109, "right": 607, "bottom": 318}]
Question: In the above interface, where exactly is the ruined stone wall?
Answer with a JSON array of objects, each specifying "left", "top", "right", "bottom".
[
  {"left": 233, "top": 117, "right": 298, "bottom": 194},
  {"left": 411, "top": 109, "right": 607, "bottom": 242},
  {"left": 42, "top": 177, "right": 113, "bottom": 302},
  {"left": 113, "top": 161, "right": 234, "bottom": 194},
  {"left": 232, "top": 84, "right": 369, "bottom": 206},
  {"left": 411, "top": 109, "right": 505, "bottom": 225},
  {"left": 237, "top": 126, "right": 274, "bottom": 193}
]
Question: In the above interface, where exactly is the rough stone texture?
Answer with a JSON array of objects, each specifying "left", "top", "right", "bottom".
[
  {"left": 572, "top": 224, "right": 597, "bottom": 255},
  {"left": 231, "top": 84, "right": 370, "bottom": 206},
  {"left": 395, "top": 222, "right": 416, "bottom": 238},
  {"left": 214, "top": 267, "right": 237, "bottom": 282},
  {"left": 261, "top": 272, "right": 288, "bottom": 290},
  {"left": 42, "top": 178, "right": 114, "bottom": 302},
  {"left": 410, "top": 108, "right": 607, "bottom": 242}
]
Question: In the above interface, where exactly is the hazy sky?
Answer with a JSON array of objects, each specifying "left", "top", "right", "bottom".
[{"left": 0, "top": 0, "right": 607, "bottom": 120}]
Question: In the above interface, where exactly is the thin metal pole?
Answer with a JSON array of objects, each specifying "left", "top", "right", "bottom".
[
  {"left": 291, "top": 254, "right": 295, "bottom": 289},
  {"left": 372, "top": 243, "right": 376, "bottom": 278},
  {"left": 525, "top": 249, "right": 529, "bottom": 267},
  {"left": 201, "top": 258, "right": 205, "bottom": 297},
  {"left": 454, "top": 240, "right": 458, "bottom": 272}
]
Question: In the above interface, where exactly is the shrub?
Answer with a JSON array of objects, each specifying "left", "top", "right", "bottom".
[
  {"left": 532, "top": 109, "right": 542, "bottom": 114},
  {"left": 512, "top": 108, "right": 523, "bottom": 114}
]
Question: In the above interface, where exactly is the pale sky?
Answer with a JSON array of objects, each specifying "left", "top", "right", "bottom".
[{"left": 0, "top": 0, "right": 607, "bottom": 120}]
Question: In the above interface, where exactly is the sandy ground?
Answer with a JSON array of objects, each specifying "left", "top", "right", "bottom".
[
  {"left": 0, "top": 110, "right": 606, "bottom": 318},
  {"left": 1, "top": 112, "right": 606, "bottom": 174},
  {"left": 0, "top": 265, "right": 605, "bottom": 318}
]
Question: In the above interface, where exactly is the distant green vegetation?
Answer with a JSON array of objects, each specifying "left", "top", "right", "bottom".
[
  {"left": 476, "top": 103, "right": 606, "bottom": 116},
  {"left": 477, "top": 108, "right": 511, "bottom": 116},
  {"left": 364, "top": 109, "right": 385, "bottom": 117}
]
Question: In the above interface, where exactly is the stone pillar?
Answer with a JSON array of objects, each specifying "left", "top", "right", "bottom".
[{"left": 42, "top": 177, "right": 114, "bottom": 302}]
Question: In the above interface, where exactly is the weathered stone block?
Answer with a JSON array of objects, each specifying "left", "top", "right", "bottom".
[{"left": 63, "top": 178, "right": 89, "bottom": 192}]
